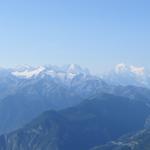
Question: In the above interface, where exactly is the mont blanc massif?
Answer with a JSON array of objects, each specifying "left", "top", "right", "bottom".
[{"left": 0, "top": 64, "right": 150, "bottom": 150}]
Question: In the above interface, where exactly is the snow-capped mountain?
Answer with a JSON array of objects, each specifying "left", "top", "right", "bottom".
[
  {"left": 0, "top": 64, "right": 109, "bottom": 102},
  {"left": 1, "top": 63, "right": 150, "bottom": 135},
  {"left": 0, "top": 64, "right": 110, "bottom": 134},
  {"left": 0, "top": 63, "right": 150, "bottom": 102},
  {"left": 102, "top": 63, "right": 150, "bottom": 88},
  {"left": 11, "top": 64, "right": 90, "bottom": 81},
  {"left": 3, "top": 63, "right": 150, "bottom": 88}
]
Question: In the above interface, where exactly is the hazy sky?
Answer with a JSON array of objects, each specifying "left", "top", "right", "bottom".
[{"left": 0, "top": 0, "right": 150, "bottom": 73}]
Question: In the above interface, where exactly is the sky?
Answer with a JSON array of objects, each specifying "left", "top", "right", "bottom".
[{"left": 0, "top": 0, "right": 150, "bottom": 73}]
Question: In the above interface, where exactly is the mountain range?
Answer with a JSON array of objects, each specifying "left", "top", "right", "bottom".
[
  {"left": 0, "top": 64, "right": 150, "bottom": 149},
  {"left": 0, "top": 94, "right": 150, "bottom": 150},
  {"left": 0, "top": 64, "right": 109, "bottom": 134}
]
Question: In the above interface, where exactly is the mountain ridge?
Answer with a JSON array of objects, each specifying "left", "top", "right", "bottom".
[
  {"left": 0, "top": 64, "right": 150, "bottom": 136},
  {"left": 0, "top": 94, "right": 150, "bottom": 150}
]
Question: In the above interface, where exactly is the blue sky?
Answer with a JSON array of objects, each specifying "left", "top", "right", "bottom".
[{"left": 0, "top": 0, "right": 150, "bottom": 73}]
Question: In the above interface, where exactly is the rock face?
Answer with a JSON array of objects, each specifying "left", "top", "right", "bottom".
[{"left": 0, "top": 94, "right": 150, "bottom": 150}]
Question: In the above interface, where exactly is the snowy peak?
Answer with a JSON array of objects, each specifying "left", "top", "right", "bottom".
[
  {"left": 115, "top": 63, "right": 145, "bottom": 76},
  {"left": 66, "top": 64, "right": 90, "bottom": 79},
  {"left": 130, "top": 65, "right": 145, "bottom": 76},
  {"left": 67, "top": 64, "right": 88, "bottom": 74},
  {"left": 12, "top": 66, "right": 45, "bottom": 78},
  {"left": 11, "top": 64, "right": 90, "bottom": 80},
  {"left": 2, "top": 63, "right": 150, "bottom": 88},
  {"left": 115, "top": 63, "right": 128, "bottom": 73},
  {"left": 102, "top": 63, "right": 150, "bottom": 87}
]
